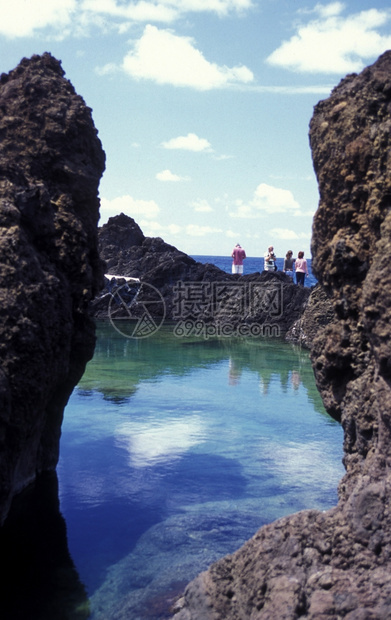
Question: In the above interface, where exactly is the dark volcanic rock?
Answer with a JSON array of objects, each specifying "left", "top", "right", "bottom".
[
  {"left": 97, "top": 212, "right": 228, "bottom": 287},
  {"left": 286, "top": 284, "right": 336, "bottom": 349},
  {"left": 0, "top": 53, "right": 105, "bottom": 524},
  {"left": 309, "top": 51, "right": 391, "bottom": 475},
  {"left": 93, "top": 213, "right": 311, "bottom": 335},
  {"left": 171, "top": 52, "right": 391, "bottom": 620},
  {"left": 97, "top": 211, "right": 146, "bottom": 270}
]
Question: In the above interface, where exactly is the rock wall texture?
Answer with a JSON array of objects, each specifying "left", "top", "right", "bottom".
[
  {"left": 286, "top": 284, "right": 335, "bottom": 349},
  {"left": 171, "top": 51, "right": 391, "bottom": 620},
  {"left": 0, "top": 53, "right": 105, "bottom": 525},
  {"left": 93, "top": 213, "right": 311, "bottom": 337}
]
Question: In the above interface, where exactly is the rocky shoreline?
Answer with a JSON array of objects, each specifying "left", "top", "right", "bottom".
[
  {"left": 1, "top": 48, "right": 391, "bottom": 620},
  {"left": 92, "top": 212, "right": 321, "bottom": 346},
  {"left": 170, "top": 50, "right": 391, "bottom": 620}
]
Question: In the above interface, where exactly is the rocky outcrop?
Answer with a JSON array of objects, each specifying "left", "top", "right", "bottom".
[
  {"left": 93, "top": 213, "right": 311, "bottom": 337},
  {"left": 309, "top": 50, "right": 391, "bottom": 479},
  {"left": 286, "top": 284, "right": 335, "bottom": 349},
  {"left": 171, "top": 51, "right": 391, "bottom": 619},
  {"left": 0, "top": 53, "right": 105, "bottom": 525}
]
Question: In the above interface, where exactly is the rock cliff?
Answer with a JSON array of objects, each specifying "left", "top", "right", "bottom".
[
  {"left": 0, "top": 53, "right": 105, "bottom": 525},
  {"left": 172, "top": 51, "right": 391, "bottom": 619},
  {"left": 93, "top": 213, "right": 312, "bottom": 337}
]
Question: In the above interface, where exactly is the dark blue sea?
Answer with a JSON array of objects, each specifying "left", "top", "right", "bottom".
[{"left": 191, "top": 255, "right": 317, "bottom": 287}]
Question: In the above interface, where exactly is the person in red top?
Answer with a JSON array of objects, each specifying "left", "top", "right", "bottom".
[
  {"left": 231, "top": 243, "right": 246, "bottom": 274},
  {"left": 295, "top": 251, "right": 309, "bottom": 286}
]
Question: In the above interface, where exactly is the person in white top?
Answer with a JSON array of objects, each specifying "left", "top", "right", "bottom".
[{"left": 264, "top": 246, "right": 277, "bottom": 271}]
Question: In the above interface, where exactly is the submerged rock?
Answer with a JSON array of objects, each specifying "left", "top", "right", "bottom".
[
  {"left": 171, "top": 51, "right": 391, "bottom": 619},
  {"left": 0, "top": 53, "right": 105, "bottom": 525}
]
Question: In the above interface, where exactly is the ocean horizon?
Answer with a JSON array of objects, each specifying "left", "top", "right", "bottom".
[{"left": 191, "top": 254, "right": 317, "bottom": 287}]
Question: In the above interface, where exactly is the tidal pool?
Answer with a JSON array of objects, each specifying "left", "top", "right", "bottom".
[{"left": 57, "top": 321, "right": 344, "bottom": 619}]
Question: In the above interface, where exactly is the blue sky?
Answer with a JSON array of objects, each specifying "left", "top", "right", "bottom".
[{"left": 1, "top": 1, "right": 391, "bottom": 258}]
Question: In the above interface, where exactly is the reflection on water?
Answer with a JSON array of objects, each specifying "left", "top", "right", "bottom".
[
  {"left": 53, "top": 322, "right": 343, "bottom": 619},
  {"left": 116, "top": 416, "right": 206, "bottom": 468}
]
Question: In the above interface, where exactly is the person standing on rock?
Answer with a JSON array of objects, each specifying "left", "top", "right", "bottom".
[
  {"left": 283, "top": 250, "right": 295, "bottom": 278},
  {"left": 264, "top": 246, "right": 277, "bottom": 271},
  {"left": 295, "top": 251, "right": 309, "bottom": 285},
  {"left": 231, "top": 243, "right": 246, "bottom": 274}
]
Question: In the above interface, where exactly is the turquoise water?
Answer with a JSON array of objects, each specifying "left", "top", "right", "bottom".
[{"left": 57, "top": 321, "right": 344, "bottom": 619}]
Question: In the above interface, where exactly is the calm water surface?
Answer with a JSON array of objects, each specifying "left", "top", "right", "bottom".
[{"left": 58, "top": 321, "right": 343, "bottom": 619}]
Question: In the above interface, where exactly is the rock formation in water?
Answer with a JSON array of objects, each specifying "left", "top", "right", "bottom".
[
  {"left": 171, "top": 51, "right": 391, "bottom": 620},
  {"left": 93, "top": 213, "right": 311, "bottom": 338},
  {"left": 0, "top": 53, "right": 105, "bottom": 525}
]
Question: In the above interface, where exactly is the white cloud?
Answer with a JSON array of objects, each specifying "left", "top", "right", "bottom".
[
  {"left": 175, "top": 0, "right": 253, "bottom": 17},
  {"left": 121, "top": 25, "right": 254, "bottom": 89},
  {"left": 156, "top": 169, "right": 190, "bottom": 182},
  {"left": 269, "top": 173, "right": 314, "bottom": 182},
  {"left": 226, "top": 229, "right": 238, "bottom": 238},
  {"left": 213, "top": 153, "right": 234, "bottom": 160},
  {"left": 230, "top": 183, "right": 302, "bottom": 218},
  {"left": 314, "top": 2, "right": 345, "bottom": 19},
  {"left": 0, "top": 0, "right": 253, "bottom": 39},
  {"left": 95, "top": 62, "right": 119, "bottom": 75},
  {"left": 192, "top": 199, "right": 214, "bottom": 212},
  {"left": 0, "top": 0, "right": 76, "bottom": 38},
  {"left": 82, "top": 0, "right": 252, "bottom": 23},
  {"left": 249, "top": 84, "right": 333, "bottom": 95},
  {"left": 252, "top": 183, "right": 301, "bottom": 213},
  {"left": 161, "top": 133, "right": 212, "bottom": 152},
  {"left": 140, "top": 220, "right": 182, "bottom": 236},
  {"left": 267, "top": 4, "right": 391, "bottom": 74},
  {"left": 82, "top": 0, "right": 176, "bottom": 23},
  {"left": 186, "top": 224, "right": 223, "bottom": 236},
  {"left": 100, "top": 195, "right": 160, "bottom": 222},
  {"left": 270, "top": 228, "right": 311, "bottom": 241}
]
